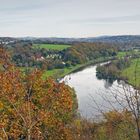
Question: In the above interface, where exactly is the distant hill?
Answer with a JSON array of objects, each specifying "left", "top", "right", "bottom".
[{"left": 1, "top": 35, "right": 140, "bottom": 50}]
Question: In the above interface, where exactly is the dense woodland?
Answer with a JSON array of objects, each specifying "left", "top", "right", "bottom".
[
  {"left": 63, "top": 43, "right": 117, "bottom": 65},
  {"left": 0, "top": 46, "right": 78, "bottom": 139}
]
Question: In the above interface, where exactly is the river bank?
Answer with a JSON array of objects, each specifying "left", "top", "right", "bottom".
[
  {"left": 121, "top": 58, "right": 140, "bottom": 88},
  {"left": 96, "top": 58, "right": 140, "bottom": 89},
  {"left": 43, "top": 56, "right": 115, "bottom": 79},
  {"left": 60, "top": 60, "right": 132, "bottom": 118}
]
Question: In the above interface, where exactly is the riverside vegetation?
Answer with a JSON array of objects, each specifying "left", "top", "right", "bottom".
[
  {"left": 8, "top": 42, "right": 117, "bottom": 78},
  {"left": 96, "top": 52, "right": 140, "bottom": 87}
]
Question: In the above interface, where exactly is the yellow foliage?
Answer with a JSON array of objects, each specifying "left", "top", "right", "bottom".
[{"left": 0, "top": 101, "right": 3, "bottom": 109}]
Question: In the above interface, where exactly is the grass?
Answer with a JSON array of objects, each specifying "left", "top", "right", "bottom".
[
  {"left": 117, "top": 50, "right": 140, "bottom": 58},
  {"left": 19, "top": 64, "right": 83, "bottom": 79},
  {"left": 33, "top": 44, "right": 71, "bottom": 51},
  {"left": 117, "top": 52, "right": 128, "bottom": 58},
  {"left": 121, "top": 58, "right": 140, "bottom": 87},
  {"left": 43, "top": 57, "right": 114, "bottom": 79},
  {"left": 43, "top": 64, "right": 83, "bottom": 79}
]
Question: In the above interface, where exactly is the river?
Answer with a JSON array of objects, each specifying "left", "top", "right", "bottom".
[{"left": 60, "top": 62, "right": 133, "bottom": 119}]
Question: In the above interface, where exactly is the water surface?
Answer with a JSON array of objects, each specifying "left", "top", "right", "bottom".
[{"left": 60, "top": 63, "right": 131, "bottom": 119}]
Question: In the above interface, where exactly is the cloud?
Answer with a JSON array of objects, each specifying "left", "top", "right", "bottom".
[
  {"left": 67, "top": 14, "right": 140, "bottom": 24},
  {"left": 0, "top": 4, "right": 45, "bottom": 14},
  {"left": 0, "top": 0, "right": 140, "bottom": 37}
]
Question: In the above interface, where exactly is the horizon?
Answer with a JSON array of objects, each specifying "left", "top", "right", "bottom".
[
  {"left": 0, "top": 0, "right": 140, "bottom": 37},
  {"left": 1, "top": 34, "right": 140, "bottom": 39}
]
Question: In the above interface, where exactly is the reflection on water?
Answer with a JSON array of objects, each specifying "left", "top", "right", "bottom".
[
  {"left": 60, "top": 63, "right": 131, "bottom": 119},
  {"left": 104, "top": 79, "right": 114, "bottom": 88}
]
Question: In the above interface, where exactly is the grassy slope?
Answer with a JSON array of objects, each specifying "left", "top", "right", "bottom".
[
  {"left": 33, "top": 44, "right": 71, "bottom": 50},
  {"left": 43, "top": 65, "right": 82, "bottom": 79},
  {"left": 117, "top": 50, "right": 140, "bottom": 58},
  {"left": 121, "top": 58, "right": 140, "bottom": 87}
]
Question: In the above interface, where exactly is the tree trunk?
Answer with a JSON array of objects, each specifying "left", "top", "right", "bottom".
[
  {"left": 136, "top": 119, "right": 140, "bottom": 140},
  {"left": 2, "top": 128, "right": 8, "bottom": 140},
  {"left": 27, "top": 129, "right": 31, "bottom": 140}
]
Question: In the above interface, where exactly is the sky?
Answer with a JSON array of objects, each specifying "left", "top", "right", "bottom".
[{"left": 0, "top": 0, "right": 140, "bottom": 37}]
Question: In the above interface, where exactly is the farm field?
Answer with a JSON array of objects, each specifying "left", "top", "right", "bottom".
[
  {"left": 121, "top": 58, "right": 140, "bottom": 87},
  {"left": 117, "top": 50, "right": 140, "bottom": 58},
  {"left": 33, "top": 44, "right": 71, "bottom": 50}
]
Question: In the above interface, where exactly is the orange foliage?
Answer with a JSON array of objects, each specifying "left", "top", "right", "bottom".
[{"left": 0, "top": 47, "right": 77, "bottom": 139}]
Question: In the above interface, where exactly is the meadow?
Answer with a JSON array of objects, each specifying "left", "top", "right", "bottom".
[
  {"left": 121, "top": 58, "right": 140, "bottom": 87},
  {"left": 117, "top": 50, "right": 140, "bottom": 58},
  {"left": 33, "top": 44, "right": 71, "bottom": 50}
]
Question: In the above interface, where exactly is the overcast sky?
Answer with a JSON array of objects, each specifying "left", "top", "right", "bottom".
[{"left": 0, "top": 0, "right": 140, "bottom": 37}]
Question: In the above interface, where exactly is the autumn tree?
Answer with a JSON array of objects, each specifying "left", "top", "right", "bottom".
[{"left": 0, "top": 46, "right": 77, "bottom": 139}]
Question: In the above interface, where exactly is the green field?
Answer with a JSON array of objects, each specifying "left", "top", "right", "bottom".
[
  {"left": 117, "top": 50, "right": 140, "bottom": 58},
  {"left": 121, "top": 58, "right": 140, "bottom": 87},
  {"left": 43, "top": 65, "right": 82, "bottom": 79},
  {"left": 33, "top": 44, "right": 71, "bottom": 50},
  {"left": 117, "top": 52, "right": 128, "bottom": 58}
]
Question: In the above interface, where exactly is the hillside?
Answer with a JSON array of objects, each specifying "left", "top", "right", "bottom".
[{"left": 1, "top": 35, "right": 140, "bottom": 50}]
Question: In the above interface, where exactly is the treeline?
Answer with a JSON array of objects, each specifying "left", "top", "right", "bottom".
[
  {"left": 8, "top": 42, "right": 65, "bottom": 70},
  {"left": 96, "top": 57, "right": 131, "bottom": 81},
  {"left": 7, "top": 42, "right": 118, "bottom": 71},
  {"left": 63, "top": 43, "right": 118, "bottom": 65},
  {"left": 2, "top": 35, "right": 140, "bottom": 50}
]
